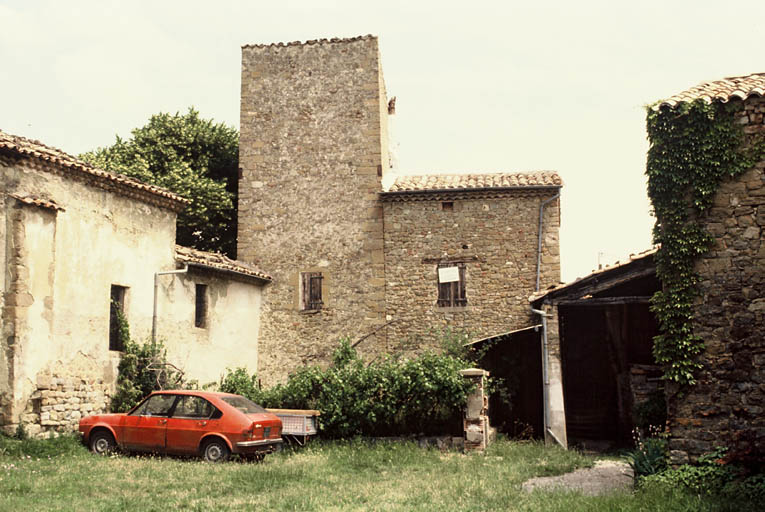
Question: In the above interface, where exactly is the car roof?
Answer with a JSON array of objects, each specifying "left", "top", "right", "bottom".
[{"left": 149, "top": 389, "right": 239, "bottom": 399}]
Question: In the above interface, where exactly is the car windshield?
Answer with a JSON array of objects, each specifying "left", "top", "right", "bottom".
[{"left": 221, "top": 395, "right": 268, "bottom": 414}]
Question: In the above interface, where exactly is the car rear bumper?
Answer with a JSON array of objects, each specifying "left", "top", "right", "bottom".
[{"left": 235, "top": 438, "right": 283, "bottom": 453}]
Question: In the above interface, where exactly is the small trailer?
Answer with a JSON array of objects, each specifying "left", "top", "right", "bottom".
[{"left": 266, "top": 408, "right": 321, "bottom": 446}]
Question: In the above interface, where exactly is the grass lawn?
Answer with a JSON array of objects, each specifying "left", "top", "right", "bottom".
[{"left": 0, "top": 434, "right": 759, "bottom": 511}]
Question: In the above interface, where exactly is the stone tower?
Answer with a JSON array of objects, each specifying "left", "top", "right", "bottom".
[{"left": 238, "top": 36, "right": 390, "bottom": 384}]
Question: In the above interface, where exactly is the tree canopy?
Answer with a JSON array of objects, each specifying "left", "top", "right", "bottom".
[{"left": 80, "top": 108, "right": 239, "bottom": 257}]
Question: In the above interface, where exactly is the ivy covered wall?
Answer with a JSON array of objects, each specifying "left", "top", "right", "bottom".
[{"left": 646, "top": 96, "right": 765, "bottom": 463}]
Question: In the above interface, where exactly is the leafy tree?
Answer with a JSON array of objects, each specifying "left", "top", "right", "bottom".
[{"left": 80, "top": 108, "right": 239, "bottom": 257}]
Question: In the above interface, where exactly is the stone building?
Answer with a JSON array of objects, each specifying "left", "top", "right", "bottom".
[
  {"left": 653, "top": 74, "right": 765, "bottom": 463},
  {"left": 237, "top": 35, "right": 562, "bottom": 385},
  {"left": 1, "top": 130, "right": 270, "bottom": 436}
]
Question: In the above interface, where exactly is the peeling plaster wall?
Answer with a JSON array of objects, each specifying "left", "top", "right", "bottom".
[
  {"left": 157, "top": 271, "right": 262, "bottom": 386},
  {"left": 0, "top": 156, "right": 178, "bottom": 435},
  {"left": 0, "top": 180, "right": 8, "bottom": 424},
  {"left": 2, "top": 155, "right": 266, "bottom": 435}
]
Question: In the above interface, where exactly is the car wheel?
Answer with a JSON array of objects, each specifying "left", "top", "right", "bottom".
[
  {"left": 202, "top": 438, "right": 230, "bottom": 463},
  {"left": 89, "top": 430, "right": 116, "bottom": 455}
]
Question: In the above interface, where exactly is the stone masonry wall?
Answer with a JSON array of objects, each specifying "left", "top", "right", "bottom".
[
  {"left": 382, "top": 191, "right": 561, "bottom": 348},
  {"left": 667, "top": 96, "right": 765, "bottom": 463},
  {"left": 238, "top": 36, "right": 389, "bottom": 385},
  {"left": 20, "top": 373, "right": 111, "bottom": 437}
]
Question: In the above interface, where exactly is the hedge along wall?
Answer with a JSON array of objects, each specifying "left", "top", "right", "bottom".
[{"left": 646, "top": 96, "right": 765, "bottom": 463}]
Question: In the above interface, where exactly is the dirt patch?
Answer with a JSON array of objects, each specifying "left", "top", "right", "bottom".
[{"left": 522, "top": 460, "right": 633, "bottom": 496}]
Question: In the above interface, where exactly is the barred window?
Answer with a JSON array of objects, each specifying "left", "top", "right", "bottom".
[
  {"left": 301, "top": 272, "right": 323, "bottom": 311},
  {"left": 437, "top": 263, "right": 467, "bottom": 307}
]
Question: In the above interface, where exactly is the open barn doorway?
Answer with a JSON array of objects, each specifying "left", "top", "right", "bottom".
[{"left": 468, "top": 326, "right": 544, "bottom": 439}]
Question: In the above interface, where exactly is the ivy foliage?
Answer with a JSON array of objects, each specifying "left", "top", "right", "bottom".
[
  {"left": 80, "top": 108, "right": 239, "bottom": 257},
  {"left": 220, "top": 339, "right": 475, "bottom": 438},
  {"left": 646, "top": 100, "right": 762, "bottom": 384}
]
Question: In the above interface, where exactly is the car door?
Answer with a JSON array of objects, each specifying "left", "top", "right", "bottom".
[
  {"left": 122, "top": 394, "right": 178, "bottom": 452},
  {"left": 164, "top": 395, "right": 219, "bottom": 455}
]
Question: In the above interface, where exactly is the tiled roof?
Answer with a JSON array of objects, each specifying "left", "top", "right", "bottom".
[
  {"left": 175, "top": 245, "right": 272, "bottom": 282},
  {"left": 243, "top": 34, "right": 375, "bottom": 49},
  {"left": 9, "top": 194, "right": 65, "bottom": 211},
  {"left": 386, "top": 172, "right": 562, "bottom": 193},
  {"left": 0, "top": 129, "right": 189, "bottom": 211},
  {"left": 658, "top": 73, "right": 765, "bottom": 108}
]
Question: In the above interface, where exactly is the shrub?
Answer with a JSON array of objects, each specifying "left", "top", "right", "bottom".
[
  {"left": 220, "top": 339, "right": 475, "bottom": 438},
  {"left": 110, "top": 311, "right": 187, "bottom": 412},
  {"left": 641, "top": 446, "right": 765, "bottom": 504}
]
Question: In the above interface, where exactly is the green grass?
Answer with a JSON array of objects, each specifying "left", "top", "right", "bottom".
[{"left": 0, "top": 435, "right": 760, "bottom": 511}]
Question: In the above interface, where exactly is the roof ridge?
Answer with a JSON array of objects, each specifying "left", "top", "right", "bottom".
[
  {"left": 0, "top": 128, "right": 189, "bottom": 211},
  {"left": 242, "top": 34, "right": 376, "bottom": 50}
]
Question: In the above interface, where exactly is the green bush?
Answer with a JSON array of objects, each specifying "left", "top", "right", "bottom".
[
  {"left": 110, "top": 311, "right": 187, "bottom": 412},
  {"left": 641, "top": 446, "right": 765, "bottom": 503},
  {"left": 220, "top": 339, "right": 474, "bottom": 438}
]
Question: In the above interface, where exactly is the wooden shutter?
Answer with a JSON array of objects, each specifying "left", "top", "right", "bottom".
[{"left": 302, "top": 272, "right": 323, "bottom": 310}]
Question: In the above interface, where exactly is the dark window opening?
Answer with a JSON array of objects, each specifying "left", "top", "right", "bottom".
[
  {"left": 301, "top": 272, "right": 323, "bottom": 311},
  {"left": 437, "top": 263, "right": 467, "bottom": 307},
  {"left": 109, "top": 285, "right": 127, "bottom": 351},
  {"left": 441, "top": 201, "right": 454, "bottom": 211},
  {"left": 195, "top": 284, "right": 208, "bottom": 328}
]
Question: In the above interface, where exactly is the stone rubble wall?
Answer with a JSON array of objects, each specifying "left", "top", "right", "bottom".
[
  {"left": 667, "top": 96, "right": 765, "bottom": 463},
  {"left": 17, "top": 374, "right": 111, "bottom": 437},
  {"left": 382, "top": 192, "right": 560, "bottom": 349},
  {"left": 238, "top": 37, "right": 389, "bottom": 385}
]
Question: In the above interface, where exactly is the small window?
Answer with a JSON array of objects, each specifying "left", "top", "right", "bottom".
[
  {"left": 441, "top": 201, "right": 454, "bottom": 211},
  {"left": 195, "top": 284, "right": 208, "bottom": 328},
  {"left": 109, "top": 285, "right": 127, "bottom": 351},
  {"left": 437, "top": 263, "right": 467, "bottom": 307},
  {"left": 301, "top": 272, "right": 323, "bottom": 311}
]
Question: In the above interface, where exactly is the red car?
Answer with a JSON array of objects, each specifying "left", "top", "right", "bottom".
[{"left": 79, "top": 390, "right": 282, "bottom": 462}]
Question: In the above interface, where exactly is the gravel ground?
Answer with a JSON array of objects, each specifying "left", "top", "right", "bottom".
[{"left": 522, "top": 460, "right": 634, "bottom": 496}]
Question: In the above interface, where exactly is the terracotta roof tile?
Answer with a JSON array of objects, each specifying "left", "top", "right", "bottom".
[
  {"left": 175, "top": 245, "right": 271, "bottom": 282},
  {"left": 658, "top": 73, "right": 765, "bottom": 108},
  {"left": 0, "top": 129, "right": 189, "bottom": 211},
  {"left": 9, "top": 194, "right": 65, "bottom": 211},
  {"left": 387, "top": 172, "right": 562, "bottom": 193}
]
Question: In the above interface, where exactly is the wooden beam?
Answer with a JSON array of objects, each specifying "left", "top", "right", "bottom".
[{"left": 556, "top": 296, "right": 652, "bottom": 306}]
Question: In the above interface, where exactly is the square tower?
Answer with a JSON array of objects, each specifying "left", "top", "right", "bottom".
[{"left": 238, "top": 36, "right": 390, "bottom": 384}]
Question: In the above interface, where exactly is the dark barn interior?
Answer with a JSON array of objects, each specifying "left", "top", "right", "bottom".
[
  {"left": 471, "top": 327, "right": 544, "bottom": 439},
  {"left": 533, "top": 250, "right": 662, "bottom": 447}
]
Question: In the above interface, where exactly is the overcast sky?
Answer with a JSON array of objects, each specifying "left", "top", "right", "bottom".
[{"left": 2, "top": 0, "right": 764, "bottom": 281}]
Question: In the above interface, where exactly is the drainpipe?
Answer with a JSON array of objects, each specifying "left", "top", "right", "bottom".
[
  {"left": 536, "top": 191, "right": 561, "bottom": 293},
  {"left": 152, "top": 265, "right": 188, "bottom": 342}
]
